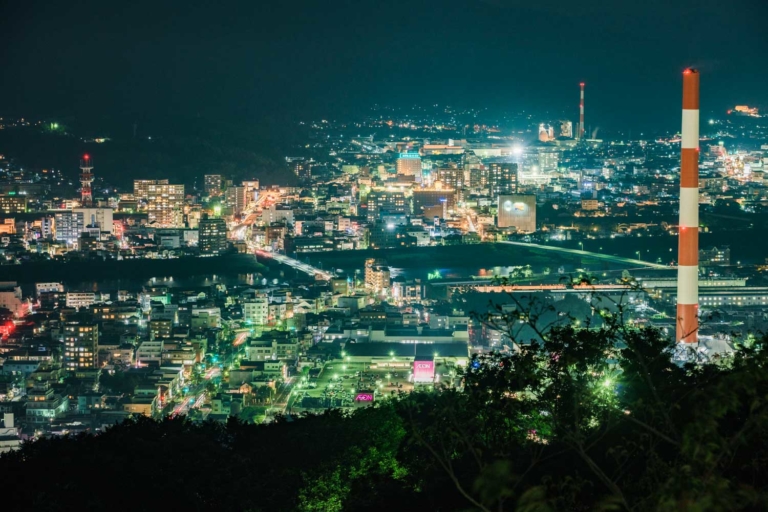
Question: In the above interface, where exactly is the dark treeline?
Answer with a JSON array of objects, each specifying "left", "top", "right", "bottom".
[{"left": 3, "top": 324, "right": 768, "bottom": 511}]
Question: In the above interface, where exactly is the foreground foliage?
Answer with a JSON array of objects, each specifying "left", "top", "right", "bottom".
[{"left": 3, "top": 327, "right": 768, "bottom": 511}]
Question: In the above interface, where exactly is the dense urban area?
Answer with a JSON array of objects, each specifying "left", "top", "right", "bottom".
[
  {"left": 2, "top": 15, "right": 768, "bottom": 505},
  {"left": 0, "top": 106, "right": 763, "bottom": 415}
]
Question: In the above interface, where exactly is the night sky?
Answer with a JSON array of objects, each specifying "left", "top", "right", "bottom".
[{"left": 2, "top": 0, "right": 766, "bottom": 132}]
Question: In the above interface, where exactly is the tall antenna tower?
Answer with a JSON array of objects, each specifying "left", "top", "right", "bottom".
[{"left": 80, "top": 154, "right": 94, "bottom": 207}]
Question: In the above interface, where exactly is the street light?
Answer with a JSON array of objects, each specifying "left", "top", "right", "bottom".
[
  {"left": 579, "top": 242, "right": 584, "bottom": 251},
  {"left": 635, "top": 251, "right": 641, "bottom": 261}
]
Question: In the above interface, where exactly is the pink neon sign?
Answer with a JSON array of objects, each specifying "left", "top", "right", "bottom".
[{"left": 413, "top": 360, "right": 435, "bottom": 383}]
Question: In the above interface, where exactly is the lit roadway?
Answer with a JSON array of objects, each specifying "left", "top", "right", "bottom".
[
  {"left": 259, "top": 377, "right": 296, "bottom": 423},
  {"left": 171, "top": 396, "right": 194, "bottom": 418},
  {"left": 252, "top": 246, "right": 333, "bottom": 280},
  {"left": 229, "top": 191, "right": 279, "bottom": 236},
  {"left": 498, "top": 241, "right": 670, "bottom": 269},
  {"left": 233, "top": 331, "right": 249, "bottom": 347}
]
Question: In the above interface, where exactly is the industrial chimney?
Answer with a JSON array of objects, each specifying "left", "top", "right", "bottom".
[
  {"left": 579, "top": 83, "right": 585, "bottom": 140},
  {"left": 676, "top": 69, "right": 700, "bottom": 343}
]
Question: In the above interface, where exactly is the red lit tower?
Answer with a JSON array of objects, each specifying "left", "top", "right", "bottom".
[{"left": 80, "top": 154, "right": 94, "bottom": 207}]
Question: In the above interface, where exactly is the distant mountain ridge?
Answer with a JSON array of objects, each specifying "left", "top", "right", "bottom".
[{"left": 0, "top": 115, "right": 301, "bottom": 190}]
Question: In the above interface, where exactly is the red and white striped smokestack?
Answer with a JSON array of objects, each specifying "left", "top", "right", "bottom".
[
  {"left": 676, "top": 69, "right": 700, "bottom": 343},
  {"left": 579, "top": 82, "right": 585, "bottom": 140}
]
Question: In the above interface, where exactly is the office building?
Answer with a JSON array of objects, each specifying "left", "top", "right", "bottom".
[
  {"left": 0, "top": 195, "right": 27, "bottom": 214},
  {"left": 700, "top": 246, "right": 730, "bottom": 267},
  {"left": 262, "top": 204, "right": 294, "bottom": 225},
  {"left": 396, "top": 153, "right": 422, "bottom": 176},
  {"left": 435, "top": 166, "right": 466, "bottom": 191},
  {"left": 537, "top": 147, "right": 560, "bottom": 173},
  {"left": 226, "top": 186, "right": 247, "bottom": 215},
  {"left": 149, "top": 319, "right": 172, "bottom": 340},
  {"left": 199, "top": 215, "right": 227, "bottom": 254},
  {"left": 488, "top": 163, "right": 518, "bottom": 196},
  {"left": 134, "top": 179, "right": 169, "bottom": 201},
  {"left": 204, "top": 174, "right": 223, "bottom": 197},
  {"left": 367, "top": 189, "right": 408, "bottom": 223},
  {"left": 36, "top": 282, "right": 64, "bottom": 296},
  {"left": 497, "top": 195, "right": 536, "bottom": 232},
  {"left": 147, "top": 183, "right": 184, "bottom": 227},
  {"left": 243, "top": 298, "right": 269, "bottom": 326},
  {"left": 66, "top": 292, "right": 97, "bottom": 309},
  {"left": 54, "top": 211, "right": 84, "bottom": 244},
  {"left": 54, "top": 208, "right": 113, "bottom": 244},
  {"left": 365, "top": 258, "right": 390, "bottom": 294},
  {"left": 412, "top": 187, "right": 455, "bottom": 218}
]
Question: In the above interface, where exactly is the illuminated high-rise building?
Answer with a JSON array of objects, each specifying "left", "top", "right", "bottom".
[
  {"left": 366, "top": 189, "right": 407, "bottom": 223},
  {"left": 147, "top": 183, "right": 184, "bottom": 227},
  {"left": 134, "top": 179, "right": 169, "bottom": 201},
  {"left": 63, "top": 321, "right": 98, "bottom": 371},
  {"left": 488, "top": 163, "right": 518, "bottom": 196},
  {"left": 199, "top": 215, "right": 228, "bottom": 254},
  {"left": 436, "top": 166, "right": 465, "bottom": 190},
  {"left": 204, "top": 174, "right": 223, "bottom": 197},
  {"left": 225, "top": 186, "right": 247, "bottom": 215},
  {"left": 396, "top": 152, "right": 422, "bottom": 176}
]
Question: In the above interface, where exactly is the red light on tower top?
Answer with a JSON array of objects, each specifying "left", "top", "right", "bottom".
[
  {"left": 79, "top": 156, "right": 94, "bottom": 207},
  {"left": 580, "top": 82, "right": 585, "bottom": 86}
]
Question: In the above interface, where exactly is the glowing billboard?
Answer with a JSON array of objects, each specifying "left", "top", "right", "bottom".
[
  {"left": 413, "top": 359, "right": 435, "bottom": 383},
  {"left": 355, "top": 392, "right": 375, "bottom": 402},
  {"left": 497, "top": 194, "right": 536, "bottom": 232}
]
